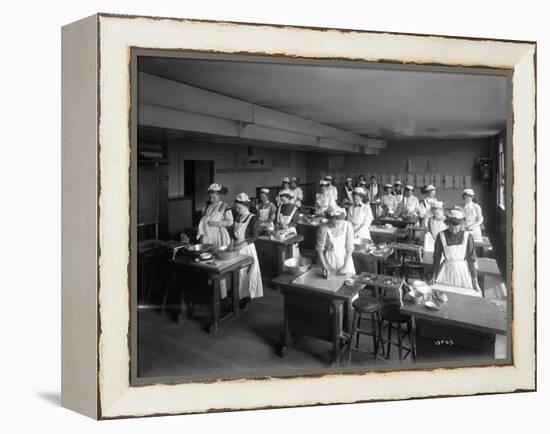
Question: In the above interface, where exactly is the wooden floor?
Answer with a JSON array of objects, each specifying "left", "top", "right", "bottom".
[{"left": 137, "top": 279, "right": 506, "bottom": 381}]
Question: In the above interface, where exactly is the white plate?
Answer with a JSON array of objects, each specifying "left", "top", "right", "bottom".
[{"left": 424, "top": 300, "right": 439, "bottom": 310}]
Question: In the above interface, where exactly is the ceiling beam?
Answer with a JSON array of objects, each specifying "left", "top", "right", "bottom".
[
  {"left": 139, "top": 103, "right": 380, "bottom": 155},
  {"left": 138, "top": 72, "right": 386, "bottom": 152}
]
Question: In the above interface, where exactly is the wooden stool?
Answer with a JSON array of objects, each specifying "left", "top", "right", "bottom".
[
  {"left": 379, "top": 303, "right": 416, "bottom": 363},
  {"left": 347, "top": 296, "right": 383, "bottom": 365},
  {"left": 385, "top": 259, "right": 402, "bottom": 278},
  {"left": 404, "top": 261, "right": 425, "bottom": 282}
]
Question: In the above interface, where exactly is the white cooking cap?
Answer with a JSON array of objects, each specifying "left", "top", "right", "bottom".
[
  {"left": 235, "top": 192, "right": 251, "bottom": 203},
  {"left": 353, "top": 187, "right": 366, "bottom": 195},
  {"left": 425, "top": 184, "right": 436, "bottom": 192},
  {"left": 405, "top": 185, "right": 414, "bottom": 190},
  {"left": 463, "top": 188, "right": 475, "bottom": 196},
  {"left": 208, "top": 183, "right": 222, "bottom": 192},
  {"left": 260, "top": 188, "right": 270, "bottom": 195}
]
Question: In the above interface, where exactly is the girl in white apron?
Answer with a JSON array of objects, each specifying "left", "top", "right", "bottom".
[
  {"left": 316, "top": 206, "right": 356, "bottom": 276},
  {"left": 423, "top": 201, "right": 447, "bottom": 252},
  {"left": 347, "top": 187, "right": 373, "bottom": 240},
  {"left": 197, "top": 183, "right": 233, "bottom": 249},
  {"left": 276, "top": 191, "right": 299, "bottom": 257},
  {"left": 289, "top": 177, "right": 304, "bottom": 208},
  {"left": 232, "top": 193, "right": 263, "bottom": 303},
  {"left": 431, "top": 209, "right": 480, "bottom": 291},
  {"left": 315, "top": 179, "right": 337, "bottom": 215},
  {"left": 460, "top": 189, "right": 484, "bottom": 238},
  {"left": 342, "top": 178, "right": 354, "bottom": 206},
  {"left": 197, "top": 183, "right": 233, "bottom": 298},
  {"left": 256, "top": 188, "right": 276, "bottom": 232}
]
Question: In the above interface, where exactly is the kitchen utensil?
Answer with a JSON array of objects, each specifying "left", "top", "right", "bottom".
[
  {"left": 185, "top": 243, "right": 213, "bottom": 258},
  {"left": 283, "top": 257, "right": 312, "bottom": 276},
  {"left": 216, "top": 245, "right": 239, "bottom": 260}
]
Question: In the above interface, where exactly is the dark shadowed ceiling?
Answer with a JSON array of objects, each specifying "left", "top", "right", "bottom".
[{"left": 139, "top": 56, "right": 508, "bottom": 140}]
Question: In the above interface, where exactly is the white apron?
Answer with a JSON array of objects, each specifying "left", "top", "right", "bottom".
[
  {"left": 463, "top": 203, "right": 482, "bottom": 238},
  {"left": 344, "top": 187, "right": 354, "bottom": 202},
  {"left": 348, "top": 204, "right": 372, "bottom": 240},
  {"left": 323, "top": 221, "right": 356, "bottom": 275},
  {"left": 258, "top": 204, "right": 274, "bottom": 231},
  {"left": 435, "top": 232, "right": 473, "bottom": 289},
  {"left": 197, "top": 201, "right": 231, "bottom": 298},
  {"left": 197, "top": 201, "right": 231, "bottom": 250},
  {"left": 277, "top": 206, "right": 298, "bottom": 256},
  {"left": 423, "top": 218, "right": 447, "bottom": 252},
  {"left": 234, "top": 214, "right": 263, "bottom": 299}
]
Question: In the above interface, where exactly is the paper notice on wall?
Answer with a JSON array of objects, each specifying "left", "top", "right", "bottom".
[
  {"left": 406, "top": 173, "right": 415, "bottom": 186},
  {"left": 464, "top": 175, "right": 472, "bottom": 189},
  {"left": 454, "top": 174, "right": 464, "bottom": 189},
  {"left": 415, "top": 173, "right": 424, "bottom": 187},
  {"left": 380, "top": 173, "right": 388, "bottom": 185},
  {"left": 433, "top": 174, "right": 442, "bottom": 189},
  {"left": 443, "top": 174, "right": 453, "bottom": 189}
]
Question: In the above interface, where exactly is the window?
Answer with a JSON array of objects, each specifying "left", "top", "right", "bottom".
[{"left": 497, "top": 136, "right": 506, "bottom": 210}]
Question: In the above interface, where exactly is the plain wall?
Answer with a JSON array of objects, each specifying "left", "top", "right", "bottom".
[{"left": 167, "top": 141, "right": 308, "bottom": 203}]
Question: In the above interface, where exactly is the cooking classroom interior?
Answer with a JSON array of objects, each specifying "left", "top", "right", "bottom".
[{"left": 136, "top": 55, "right": 509, "bottom": 380}]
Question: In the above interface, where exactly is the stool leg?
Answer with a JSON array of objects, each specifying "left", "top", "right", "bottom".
[
  {"left": 407, "top": 319, "right": 416, "bottom": 361},
  {"left": 348, "top": 311, "right": 359, "bottom": 366},
  {"left": 356, "top": 316, "right": 361, "bottom": 349},
  {"left": 376, "top": 312, "right": 385, "bottom": 357},
  {"left": 386, "top": 321, "right": 392, "bottom": 359},
  {"left": 371, "top": 313, "right": 378, "bottom": 361},
  {"left": 397, "top": 323, "right": 403, "bottom": 362}
]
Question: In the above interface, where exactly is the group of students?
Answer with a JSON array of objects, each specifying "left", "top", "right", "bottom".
[
  {"left": 316, "top": 174, "right": 486, "bottom": 291},
  {"left": 195, "top": 175, "right": 487, "bottom": 309},
  {"left": 195, "top": 181, "right": 304, "bottom": 308}
]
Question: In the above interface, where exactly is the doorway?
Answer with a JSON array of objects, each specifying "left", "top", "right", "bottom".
[{"left": 183, "top": 160, "right": 215, "bottom": 226}]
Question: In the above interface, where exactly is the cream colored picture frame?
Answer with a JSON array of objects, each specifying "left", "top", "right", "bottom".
[{"left": 61, "top": 13, "right": 536, "bottom": 419}]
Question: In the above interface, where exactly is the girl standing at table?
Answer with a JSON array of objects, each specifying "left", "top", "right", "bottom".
[
  {"left": 423, "top": 201, "right": 447, "bottom": 252},
  {"left": 430, "top": 209, "right": 480, "bottom": 291},
  {"left": 256, "top": 188, "right": 277, "bottom": 232},
  {"left": 347, "top": 187, "right": 373, "bottom": 240},
  {"left": 460, "top": 188, "right": 484, "bottom": 238},
  {"left": 341, "top": 177, "right": 354, "bottom": 206},
  {"left": 276, "top": 191, "right": 299, "bottom": 233},
  {"left": 316, "top": 206, "right": 356, "bottom": 276},
  {"left": 197, "top": 183, "right": 233, "bottom": 250},
  {"left": 315, "top": 179, "right": 338, "bottom": 215},
  {"left": 289, "top": 177, "right": 304, "bottom": 208},
  {"left": 231, "top": 193, "right": 263, "bottom": 307}
]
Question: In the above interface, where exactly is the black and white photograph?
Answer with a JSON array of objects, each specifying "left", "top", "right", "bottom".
[{"left": 134, "top": 53, "right": 510, "bottom": 381}]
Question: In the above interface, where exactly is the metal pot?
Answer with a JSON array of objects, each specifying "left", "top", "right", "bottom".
[
  {"left": 216, "top": 245, "right": 240, "bottom": 260},
  {"left": 184, "top": 243, "right": 213, "bottom": 258},
  {"left": 283, "top": 257, "right": 312, "bottom": 275}
]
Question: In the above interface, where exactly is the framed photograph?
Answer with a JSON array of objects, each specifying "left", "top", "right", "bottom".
[{"left": 61, "top": 13, "right": 536, "bottom": 419}]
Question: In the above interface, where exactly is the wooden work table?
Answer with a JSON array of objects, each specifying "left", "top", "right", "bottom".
[
  {"left": 272, "top": 272, "right": 364, "bottom": 367},
  {"left": 352, "top": 248, "right": 394, "bottom": 275},
  {"left": 170, "top": 254, "right": 253, "bottom": 334},
  {"left": 401, "top": 289, "right": 507, "bottom": 360},
  {"left": 256, "top": 234, "right": 304, "bottom": 279},
  {"left": 377, "top": 216, "right": 417, "bottom": 229},
  {"left": 369, "top": 225, "right": 408, "bottom": 244}
]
